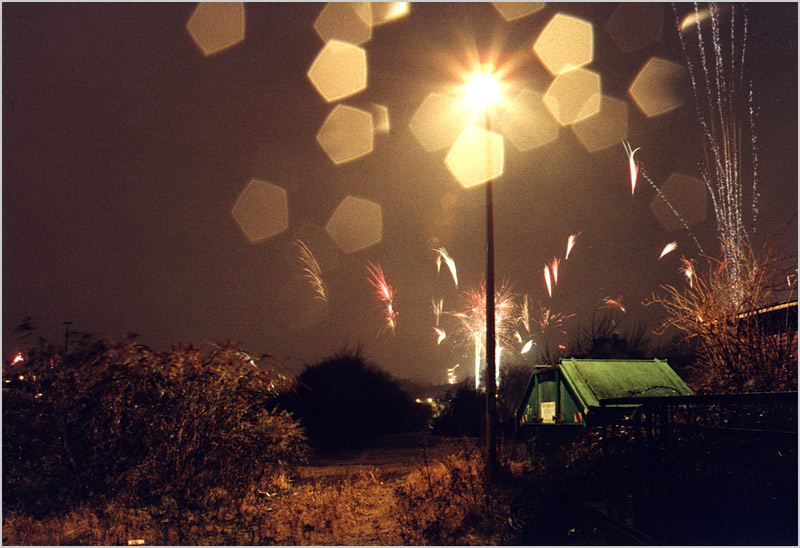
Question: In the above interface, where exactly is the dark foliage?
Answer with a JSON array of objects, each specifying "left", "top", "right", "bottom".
[
  {"left": 431, "top": 383, "right": 484, "bottom": 437},
  {"left": 279, "top": 349, "right": 424, "bottom": 450},
  {"left": 2, "top": 337, "right": 306, "bottom": 518}
]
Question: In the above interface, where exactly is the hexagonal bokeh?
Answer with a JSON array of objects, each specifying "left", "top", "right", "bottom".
[
  {"left": 629, "top": 57, "right": 689, "bottom": 117},
  {"left": 186, "top": 2, "right": 245, "bottom": 56},
  {"left": 570, "top": 95, "right": 629, "bottom": 153},
  {"left": 409, "top": 93, "right": 473, "bottom": 152},
  {"left": 445, "top": 127, "right": 504, "bottom": 188},
  {"left": 308, "top": 40, "right": 367, "bottom": 103},
  {"left": 498, "top": 88, "right": 560, "bottom": 151},
  {"left": 326, "top": 196, "right": 383, "bottom": 253},
  {"left": 231, "top": 179, "right": 288, "bottom": 243},
  {"left": 314, "top": 2, "right": 371, "bottom": 45},
  {"left": 492, "top": 2, "right": 545, "bottom": 21},
  {"left": 650, "top": 173, "right": 708, "bottom": 232},
  {"left": 317, "top": 105, "right": 374, "bottom": 164},
  {"left": 544, "top": 68, "right": 601, "bottom": 126},
  {"left": 534, "top": 13, "right": 594, "bottom": 75},
  {"left": 355, "top": 2, "right": 410, "bottom": 27},
  {"left": 605, "top": 3, "right": 664, "bottom": 53}
]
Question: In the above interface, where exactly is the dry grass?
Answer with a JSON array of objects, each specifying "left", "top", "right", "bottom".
[{"left": 3, "top": 442, "right": 525, "bottom": 546}]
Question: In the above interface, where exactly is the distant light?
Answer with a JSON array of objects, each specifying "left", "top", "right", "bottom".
[
  {"left": 492, "top": 2, "right": 545, "bottom": 22},
  {"left": 409, "top": 93, "right": 473, "bottom": 152},
  {"left": 316, "top": 105, "right": 374, "bottom": 164},
  {"left": 606, "top": 3, "right": 664, "bottom": 53},
  {"left": 650, "top": 173, "right": 708, "bottom": 231},
  {"left": 499, "top": 88, "right": 560, "bottom": 151},
  {"left": 629, "top": 57, "right": 688, "bottom": 117},
  {"left": 12, "top": 353, "right": 23, "bottom": 364},
  {"left": 18, "top": 375, "right": 24, "bottom": 381},
  {"left": 308, "top": 40, "right": 368, "bottom": 103},
  {"left": 445, "top": 126, "right": 504, "bottom": 188},
  {"left": 231, "top": 180, "right": 289, "bottom": 243},
  {"left": 187, "top": 2, "right": 245, "bottom": 56},
  {"left": 314, "top": 2, "right": 371, "bottom": 45},
  {"left": 534, "top": 13, "right": 594, "bottom": 75},
  {"left": 570, "top": 95, "right": 629, "bottom": 152},
  {"left": 355, "top": 2, "right": 410, "bottom": 27},
  {"left": 325, "top": 196, "right": 383, "bottom": 253},
  {"left": 463, "top": 70, "right": 501, "bottom": 111},
  {"left": 543, "top": 68, "right": 601, "bottom": 125}
]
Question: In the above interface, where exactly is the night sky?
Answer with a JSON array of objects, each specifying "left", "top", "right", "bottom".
[{"left": 3, "top": 3, "right": 797, "bottom": 384}]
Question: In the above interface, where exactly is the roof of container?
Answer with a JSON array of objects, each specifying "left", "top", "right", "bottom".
[{"left": 559, "top": 358, "right": 693, "bottom": 409}]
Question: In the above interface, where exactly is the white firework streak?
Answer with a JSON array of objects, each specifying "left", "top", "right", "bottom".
[
  {"left": 674, "top": 3, "right": 759, "bottom": 303},
  {"left": 544, "top": 264, "right": 552, "bottom": 298},
  {"left": 432, "top": 297, "right": 444, "bottom": 326},
  {"left": 659, "top": 241, "right": 678, "bottom": 260},
  {"left": 294, "top": 240, "right": 327, "bottom": 301},
  {"left": 434, "top": 327, "right": 446, "bottom": 345},
  {"left": 622, "top": 141, "right": 640, "bottom": 195},
  {"left": 432, "top": 247, "right": 458, "bottom": 288},
  {"left": 565, "top": 232, "right": 581, "bottom": 260}
]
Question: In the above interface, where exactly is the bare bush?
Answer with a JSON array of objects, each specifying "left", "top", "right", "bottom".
[
  {"left": 3, "top": 337, "right": 307, "bottom": 517},
  {"left": 646, "top": 240, "right": 797, "bottom": 393},
  {"left": 392, "top": 441, "right": 511, "bottom": 545}
]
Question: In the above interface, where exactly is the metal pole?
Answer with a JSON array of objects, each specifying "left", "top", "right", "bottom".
[{"left": 485, "top": 113, "right": 498, "bottom": 476}]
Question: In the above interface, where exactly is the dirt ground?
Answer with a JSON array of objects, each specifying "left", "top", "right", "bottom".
[{"left": 297, "top": 432, "right": 477, "bottom": 479}]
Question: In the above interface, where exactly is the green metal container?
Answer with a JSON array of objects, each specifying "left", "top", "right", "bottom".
[{"left": 517, "top": 358, "right": 693, "bottom": 458}]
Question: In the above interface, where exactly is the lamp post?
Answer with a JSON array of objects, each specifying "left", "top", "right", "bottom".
[{"left": 463, "top": 68, "right": 502, "bottom": 475}]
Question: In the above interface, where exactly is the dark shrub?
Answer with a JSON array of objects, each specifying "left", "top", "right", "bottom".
[
  {"left": 431, "top": 383, "right": 484, "bottom": 437},
  {"left": 280, "top": 349, "right": 421, "bottom": 450},
  {"left": 2, "top": 338, "right": 306, "bottom": 517}
]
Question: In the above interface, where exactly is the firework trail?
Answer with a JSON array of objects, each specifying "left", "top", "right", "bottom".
[
  {"left": 543, "top": 258, "right": 560, "bottom": 298},
  {"left": 550, "top": 257, "right": 560, "bottom": 285},
  {"left": 602, "top": 296, "right": 627, "bottom": 313},
  {"left": 680, "top": 257, "right": 696, "bottom": 287},
  {"left": 638, "top": 162, "right": 705, "bottom": 255},
  {"left": 565, "top": 232, "right": 581, "bottom": 260},
  {"left": 674, "top": 3, "right": 760, "bottom": 301},
  {"left": 447, "top": 363, "right": 460, "bottom": 385},
  {"left": 366, "top": 262, "right": 398, "bottom": 335},
  {"left": 520, "top": 293, "right": 531, "bottom": 333},
  {"left": 433, "top": 247, "right": 458, "bottom": 288},
  {"left": 521, "top": 339, "right": 534, "bottom": 354},
  {"left": 622, "top": 141, "right": 640, "bottom": 194},
  {"left": 294, "top": 240, "right": 327, "bottom": 301},
  {"left": 432, "top": 297, "right": 444, "bottom": 326},
  {"left": 434, "top": 327, "right": 446, "bottom": 345},
  {"left": 544, "top": 264, "right": 552, "bottom": 298},
  {"left": 659, "top": 241, "right": 678, "bottom": 259}
]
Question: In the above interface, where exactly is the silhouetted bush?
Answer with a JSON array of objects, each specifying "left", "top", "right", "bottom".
[
  {"left": 2, "top": 338, "right": 306, "bottom": 518},
  {"left": 431, "top": 383, "right": 484, "bottom": 437},
  {"left": 280, "top": 349, "right": 422, "bottom": 450}
]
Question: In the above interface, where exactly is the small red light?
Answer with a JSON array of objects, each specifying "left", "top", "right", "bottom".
[{"left": 574, "top": 412, "right": 582, "bottom": 423}]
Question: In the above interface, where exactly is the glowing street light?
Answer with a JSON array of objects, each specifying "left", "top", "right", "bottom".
[{"left": 461, "top": 65, "right": 502, "bottom": 475}]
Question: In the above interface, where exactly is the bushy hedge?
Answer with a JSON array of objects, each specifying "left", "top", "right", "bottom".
[
  {"left": 280, "top": 349, "right": 425, "bottom": 450},
  {"left": 2, "top": 338, "right": 306, "bottom": 518}
]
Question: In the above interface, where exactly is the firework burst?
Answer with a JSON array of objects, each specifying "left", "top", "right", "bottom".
[
  {"left": 366, "top": 262, "right": 398, "bottom": 335},
  {"left": 294, "top": 239, "right": 327, "bottom": 301}
]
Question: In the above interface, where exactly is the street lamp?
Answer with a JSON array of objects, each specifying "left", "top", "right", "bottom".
[{"left": 461, "top": 65, "right": 502, "bottom": 475}]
